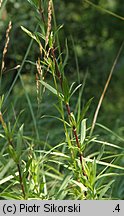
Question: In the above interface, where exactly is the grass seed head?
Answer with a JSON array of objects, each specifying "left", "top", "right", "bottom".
[
  {"left": 1, "top": 21, "right": 12, "bottom": 73},
  {"left": 45, "top": 0, "right": 52, "bottom": 47}
]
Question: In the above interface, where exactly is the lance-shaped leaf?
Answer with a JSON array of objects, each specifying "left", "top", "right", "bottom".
[
  {"left": 21, "top": 26, "right": 42, "bottom": 50},
  {"left": 8, "top": 145, "right": 18, "bottom": 163},
  {"left": 81, "top": 119, "right": 87, "bottom": 145},
  {"left": 0, "top": 95, "right": 4, "bottom": 111},
  {"left": 62, "top": 76, "right": 70, "bottom": 103},
  {"left": 78, "top": 97, "right": 93, "bottom": 125},
  {"left": 27, "top": 0, "right": 39, "bottom": 8},
  {"left": 69, "top": 83, "right": 82, "bottom": 99},
  {"left": 16, "top": 124, "right": 24, "bottom": 158},
  {"left": 61, "top": 40, "right": 69, "bottom": 72},
  {"left": 39, "top": 80, "right": 63, "bottom": 99}
]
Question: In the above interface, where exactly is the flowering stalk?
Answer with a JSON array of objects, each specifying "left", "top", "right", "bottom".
[{"left": 1, "top": 21, "right": 12, "bottom": 74}]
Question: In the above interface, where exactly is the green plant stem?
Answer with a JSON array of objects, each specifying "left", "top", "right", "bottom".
[
  {"left": 51, "top": 48, "right": 62, "bottom": 88},
  {"left": 17, "top": 163, "right": 26, "bottom": 199},
  {"left": 66, "top": 103, "right": 86, "bottom": 176},
  {"left": 0, "top": 111, "right": 26, "bottom": 199},
  {"left": 51, "top": 48, "right": 86, "bottom": 176}
]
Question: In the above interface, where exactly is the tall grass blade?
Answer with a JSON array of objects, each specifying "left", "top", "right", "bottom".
[
  {"left": 85, "top": 0, "right": 124, "bottom": 21},
  {"left": 90, "top": 41, "right": 124, "bottom": 136}
]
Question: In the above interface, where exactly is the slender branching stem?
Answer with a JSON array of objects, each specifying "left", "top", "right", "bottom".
[
  {"left": 66, "top": 103, "right": 86, "bottom": 176},
  {"left": 17, "top": 163, "right": 26, "bottom": 199},
  {"left": 51, "top": 48, "right": 86, "bottom": 176},
  {"left": 0, "top": 111, "right": 26, "bottom": 199}
]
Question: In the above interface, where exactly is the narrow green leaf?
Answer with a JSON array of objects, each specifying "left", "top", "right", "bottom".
[
  {"left": 69, "top": 82, "right": 75, "bottom": 94},
  {"left": 97, "top": 144, "right": 105, "bottom": 160},
  {"left": 41, "top": 115, "right": 71, "bottom": 127},
  {"left": 71, "top": 179, "right": 87, "bottom": 192},
  {"left": 43, "top": 172, "right": 62, "bottom": 181},
  {"left": 96, "top": 173, "right": 124, "bottom": 181},
  {"left": 90, "top": 158, "right": 97, "bottom": 185},
  {"left": 16, "top": 124, "right": 24, "bottom": 157},
  {"left": 96, "top": 123, "right": 124, "bottom": 142},
  {"left": 0, "top": 159, "right": 14, "bottom": 179},
  {"left": 99, "top": 180, "right": 115, "bottom": 199},
  {"left": 70, "top": 112, "right": 77, "bottom": 128},
  {"left": 35, "top": 32, "right": 46, "bottom": 41},
  {"left": 81, "top": 119, "right": 87, "bottom": 145},
  {"left": 0, "top": 134, "right": 5, "bottom": 138},
  {"left": 21, "top": 26, "right": 42, "bottom": 48},
  {"left": 0, "top": 95, "right": 4, "bottom": 110},
  {"left": 0, "top": 192, "right": 22, "bottom": 200},
  {"left": 61, "top": 40, "right": 69, "bottom": 72},
  {"left": 69, "top": 84, "right": 82, "bottom": 99},
  {"left": 93, "top": 139, "right": 124, "bottom": 150},
  {"left": 62, "top": 76, "right": 70, "bottom": 103},
  {"left": 78, "top": 97, "right": 93, "bottom": 125},
  {"left": 0, "top": 172, "right": 18, "bottom": 185},
  {"left": 27, "top": 0, "right": 39, "bottom": 8},
  {"left": 84, "top": 157, "right": 124, "bottom": 170},
  {"left": 49, "top": 32, "right": 54, "bottom": 48},
  {"left": 39, "top": 80, "right": 58, "bottom": 95},
  {"left": 21, "top": 26, "right": 37, "bottom": 40},
  {"left": 55, "top": 175, "right": 72, "bottom": 199},
  {"left": 23, "top": 158, "right": 32, "bottom": 180},
  {"left": 8, "top": 145, "right": 18, "bottom": 163}
]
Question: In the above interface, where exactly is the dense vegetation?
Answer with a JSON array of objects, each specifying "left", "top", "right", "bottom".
[{"left": 0, "top": 0, "right": 124, "bottom": 200}]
